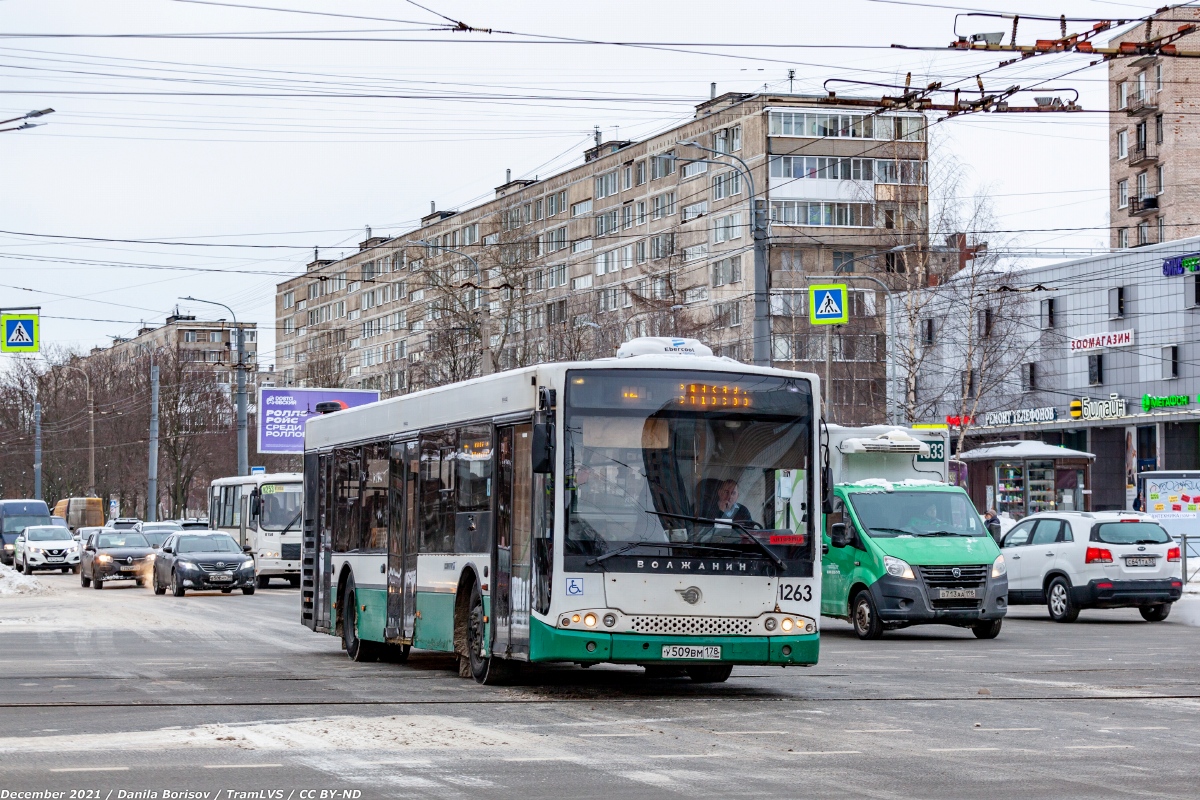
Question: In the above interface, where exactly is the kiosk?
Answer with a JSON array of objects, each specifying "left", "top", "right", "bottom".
[{"left": 959, "top": 440, "right": 1095, "bottom": 520}]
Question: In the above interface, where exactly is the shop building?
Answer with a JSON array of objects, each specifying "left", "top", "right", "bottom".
[{"left": 907, "top": 236, "right": 1200, "bottom": 514}]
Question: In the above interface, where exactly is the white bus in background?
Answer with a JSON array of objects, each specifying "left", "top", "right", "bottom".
[
  {"left": 301, "top": 337, "right": 823, "bottom": 684},
  {"left": 209, "top": 472, "right": 303, "bottom": 588}
]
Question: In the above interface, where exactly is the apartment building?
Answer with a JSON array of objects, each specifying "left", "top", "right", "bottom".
[
  {"left": 1110, "top": 6, "right": 1200, "bottom": 249},
  {"left": 274, "top": 92, "right": 930, "bottom": 422},
  {"left": 97, "top": 312, "right": 264, "bottom": 393}
]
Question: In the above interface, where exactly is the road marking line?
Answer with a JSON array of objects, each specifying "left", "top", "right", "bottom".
[
  {"left": 1101, "top": 727, "right": 1168, "bottom": 731},
  {"left": 788, "top": 750, "right": 862, "bottom": 756},
  {"left": 647, "top": 755, "right": 713, "bottom": 759},
  {"left": 845, "top": 729, "right": 912, "bottom": 733},
  {"left": 503, "top": 757, "right": 578, "bottom": 762},
  {"left": 203, "top": 764, "right": 284, "bottom": 769},
  {"left": 712, "top": 730, "right": 787, "bottom": 735},
  {"left": 1065, "top": 745, "right": 1134, "bottom": 750},
  {"left": 975, "top": 728, "right": 1042, "bottom": 731},
  {"left": 578, "top": 733, "right": 652, "bottom": 738},
  {"left": 928, "top": 747, "right": 1002, "bottom": 752},
  {"left": 50, "top": 767, "right": 129, "bottom": 773}
]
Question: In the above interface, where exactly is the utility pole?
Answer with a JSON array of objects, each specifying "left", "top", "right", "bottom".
[
  {"left": 33, "top": 401, "right": 41, "bottom": 501},
  {"left": 147, "top": 364, "right": 160, "bottom": 522}
]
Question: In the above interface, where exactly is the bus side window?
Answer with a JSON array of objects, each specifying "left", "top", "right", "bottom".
[
  {"left": 333, "top": 447, "right": 362, "bottom": 553},
  {"left": 361, "top": 442, "right": 389, "bottom": 553},
  {"left": 419, "top": 429, "right": 456, "bottom": 554}
]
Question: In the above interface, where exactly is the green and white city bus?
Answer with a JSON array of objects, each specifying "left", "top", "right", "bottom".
[{"left": 300, "top": 337, "right": 822, "bottom": 684}]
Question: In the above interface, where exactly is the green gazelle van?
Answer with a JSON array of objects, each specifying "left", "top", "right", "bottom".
[{"left": 821, "top": 427, "right": 1008, "bottom": 640}]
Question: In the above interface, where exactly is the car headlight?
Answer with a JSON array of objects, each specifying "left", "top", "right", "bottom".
[
  {"left": 991, "top": 555, "right": 1007, "bottom": 578},
  {"left": 176, "top": 559, "right": 197, "bottom": 570},
  {"left": 239, "top": 560, "right": 255, "bottom": 571},
  {"left": 883, "top": 555, "right": 915, "bottom": 580},
  {"left": 30, "top": 546, "right": 43, "bottom": 554},
  {"left": 96, "top": 553, "right": 113, "bottom": 564},
  {"left": 3, "top": 544, "right": 12, "bottom": 551}
]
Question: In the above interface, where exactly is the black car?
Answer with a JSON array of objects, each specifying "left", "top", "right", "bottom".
[
  {"left": 80, "top": 529, "right": 156, "bottom": 589},
  {"left": 152, "top": 531, "right": 256, "bottom": 596}
]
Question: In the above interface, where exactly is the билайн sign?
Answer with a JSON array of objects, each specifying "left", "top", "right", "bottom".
[{"left": 1070, "top": 394, "right": 1127, "bottom": 421}]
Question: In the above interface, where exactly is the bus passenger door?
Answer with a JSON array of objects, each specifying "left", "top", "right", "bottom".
[
  {"left": 387, "top": 440, "right": 418, "bottom": 641},
  {"left": 493, "top": 424, "right": 533, "bottom": 658}
]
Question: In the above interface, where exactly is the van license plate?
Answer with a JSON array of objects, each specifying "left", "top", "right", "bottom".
[
  {"left": 937, "top": 588, "right": 978, "bottom": 599},
  {"left": 1125, "top": 557, "right": 1156, "bottom": 567},
  {"left": 662, "top": 645, "right": 721, "bottom": 660}
]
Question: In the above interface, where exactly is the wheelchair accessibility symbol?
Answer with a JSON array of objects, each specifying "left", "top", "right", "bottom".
[{"left": 565, "top": 577, "right": 585, "bottom": 596}]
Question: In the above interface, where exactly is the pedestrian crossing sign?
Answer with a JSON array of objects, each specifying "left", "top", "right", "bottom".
[
  {"left": 808, "top": 284, "right": 849, "bottom": 325},
  {"left": 1, "top": 314, "right": 39, "bottom": 352}
]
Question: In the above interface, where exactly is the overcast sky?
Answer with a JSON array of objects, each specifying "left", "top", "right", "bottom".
[{"left": 0, "top": 0, "right": 1176, "bottom": 366}]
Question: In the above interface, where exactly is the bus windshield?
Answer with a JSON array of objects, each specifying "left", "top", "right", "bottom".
[
  {"left": 847, "top": 490, "right": 986, "bottom": 538},
  {"left": 259, "top": 483, "right": 302, "bottom": 531},
  {"left": 564, "top": 369, "right": 813, "bottom": 564}
]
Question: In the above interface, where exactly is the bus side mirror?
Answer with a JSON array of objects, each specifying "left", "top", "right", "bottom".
[
  {"left": 250, "top": 491, "right": 261, "bottom": 518},
  {"left": 821, "top": 465, "right": 833, "bottom": 514},
  {"left": 829, "top": 523, "right": 850, "bottom": 549},
  {"left": 531, "top": 422, "right": 554, "bottom": 474}
]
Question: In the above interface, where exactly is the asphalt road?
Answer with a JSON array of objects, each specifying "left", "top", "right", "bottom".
[{"left": 3, "top": 570, "right": 1200, "bottom": 799}]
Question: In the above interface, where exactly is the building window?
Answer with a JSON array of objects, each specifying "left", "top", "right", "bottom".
[
  {"left": 711, "top": 255, "right": 742, "bottom": 286},
  {"left": 1108, "top": 286, "right": 1125, "bottom": 318},
  {"left": 1156, "top": 164, "right": 1165, "bottom": 195},
  {"left": 209, "top": 331, "right": 222, "bottom": 343},
  {"left": 650, "top": 234, "right": 674, "bottom": 260},
  {"left": 715, "top": 301, "right": 742, "bottom": 327},
  {"left": 1040, "top": 297, "right": 1055, "bottom": 329},
  {"left": 650, "top": 151, "right": 675, "bottom": 180},
  {"left": 595, "top": 209, "right": 619, "bottom": 237},
  {"left": 283, "top": 291, "right": 294, "bottom": 309},
  {"left": 1137, "top": 171, "right": 1148, "bottom": 199},
  {"left": 712, "top": 170, "right": 742, "bottom": 200},
  {"left": 712, "top": 213, "right": 741, "bottom": 243},
  {"left": 1118, "top": 228, "right": 1128, "bottom": 248},
  {"left": 885, "top": 250, "right": 906, "bottom": 273},
  {"left": 1088, "top": 354, "right": 1104, "bottom": 386},
  {"left": 770, "top": 201, "right": 872, "bottom": 227},
  {"left": 780, "top": 250, "right": 802, "bottom": 271},
  {"left": 681, "top": 159, "right": 708, "bottom": 179},
  {"left": 713, "top": 125, "right": 741, "bottom": 154},
  {"left": 961, "top": 369, "right": 978, "bottom": 398},
  {"left": 1155, "top": 113, "right": 1164, "bottom": 144},
  {"left": 184, "top": 330, "right": 198, "bottom": 343},
  {"left": 682, "top": 202, "right": 708, "bottom": 222},
  {"left": 571, "top": 199, "right": 592, "bottom": 218},
  {"left": 622, "top": 204, "right": 633, "bottom": 229},
  {"left": 976, "top": 308, "right": 994, "bottom": 339},
  {"left": 652, "top": 192, "right": 676, "bottom": 220},
  {"left": 768, "top": 110, "right": 924, "bottom": 141},
  {"left": 1138, "top": 221, "right": 1150, "bottom": 246},
  {"left": 921, "top": 318, "right": 935, "bottom": 347},
  {"left": 1117, "top": 129, "right": 1128, "bottom": 159},
  {"left": 636, "top": 201, "right": 647, "bottom": 225},
  {"left": 622, "top": 165, "right": 632, "bottom": 191},
  {"left": 1158, "top": 216, "right": 1165, "bottom": 243},
  {"left": 833, "top": 251, "right": 856, "bottom": 273},
  {"left": 1163, "top": 345, "right": 1179, "bottom": 379},
  {"left": 1117, "top": 179, "right": 1129, "bottom": 208},
  {"left": 635, "top": 240, "right": 647, "bottom": 264},
  {"left": 595, "top": 171, "right": 618, "bottom": 199},
  {"left": 1117, "top": 81, "right": 1127, "bottom": 109},
  {"left": 1022, "top": 363, "right": 1037, "bottom": 392}
]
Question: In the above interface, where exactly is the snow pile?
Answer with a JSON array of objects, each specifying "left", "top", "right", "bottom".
[{"left": 0, "top": 562, "right": 50, "bottom": 595}]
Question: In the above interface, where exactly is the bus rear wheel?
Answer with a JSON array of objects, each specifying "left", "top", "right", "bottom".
[
  {"left": 256, "top": 575, "right": 270, "bottom": 589},
  {"left": 341, "top": 574, "right": 377, "bottom": 662}
]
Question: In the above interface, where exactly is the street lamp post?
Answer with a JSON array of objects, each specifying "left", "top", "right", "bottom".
[
  {"left": 408, "top": 241, "right": 492, "bottom": 376},
  {"left": 181, "top": 297, "right": 248, "bottom": 476},
  {"left": 677, "top": 142, "right": 770, "bottom": 367},
  {"left": 61, "top": 365, "right": 95, "bottom": 496}
]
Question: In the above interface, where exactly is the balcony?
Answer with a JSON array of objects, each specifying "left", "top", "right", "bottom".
[
  {"left": 1129, "top": 195, "right": 1159, "bottom": 216},
  {"left": 1126, "top": 91, "right": 1159, "bottom": 116},
  {"left": 1128, "top": 139, "right": 1158, "bottom": 166}
]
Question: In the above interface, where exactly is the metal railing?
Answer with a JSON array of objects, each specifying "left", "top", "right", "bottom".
[
  {"left": 1181, "top": 534, "right": 1200, "bottom": 585},
  {"left": 1126, "top": 91, "right": 1159, "bottom": 115},
  {"left": 1128, "top": 139, "right": 1158, "bottom": 166}
]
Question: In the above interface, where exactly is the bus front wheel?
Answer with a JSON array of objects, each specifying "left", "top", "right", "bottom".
[{"left": 465, "top": 581, "right": 508, "bottom": 685}]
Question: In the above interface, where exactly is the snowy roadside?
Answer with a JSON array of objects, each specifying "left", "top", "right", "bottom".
[{"left": 0, "top": 562, "right": 53, "bottom": 596}]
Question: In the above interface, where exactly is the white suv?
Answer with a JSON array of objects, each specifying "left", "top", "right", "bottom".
[
  {"left": 1000, "top": 511, "right": 1182, "bottom": 622},
  {"left": 13, "top": 525, "right": 82, "bottom": 574}
]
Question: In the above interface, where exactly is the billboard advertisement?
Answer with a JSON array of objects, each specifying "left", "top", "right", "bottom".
[{"left": 257, "top": 387, "right": 380, "bottom": 454}]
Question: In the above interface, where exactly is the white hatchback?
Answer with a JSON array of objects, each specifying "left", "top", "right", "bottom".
[{"left": 1000, "top": 511, "right": 1182, "bottom": 622}]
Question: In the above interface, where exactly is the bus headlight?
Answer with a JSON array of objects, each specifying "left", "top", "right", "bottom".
[
  {"left": 991, "top": 555, "right": 1007, "bottom": 578},
  {"left": 764, "top": 617, "right": 777, "bottom": 632},
  {"left": 884, "top": 556, "right": 915, "bottom": 580},
  {"left": 602, "top": 613, "right": 616, "bottom": 628},
  {"left": 583, "top": 613, "right": 597, "bottom": 628},
  {"left": 780, "top": 618, "right": 794, "bottom": 632}
]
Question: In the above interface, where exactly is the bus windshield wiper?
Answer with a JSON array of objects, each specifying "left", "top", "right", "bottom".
[
  {"left": 586, "top": 541, "right": 653, "bottom": 566},
  {"left": 276, "top": 510, "right": 302, "bottom": 537},
  {"left": 650, "top": 511, "right": 786, "bottom": 571}
]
